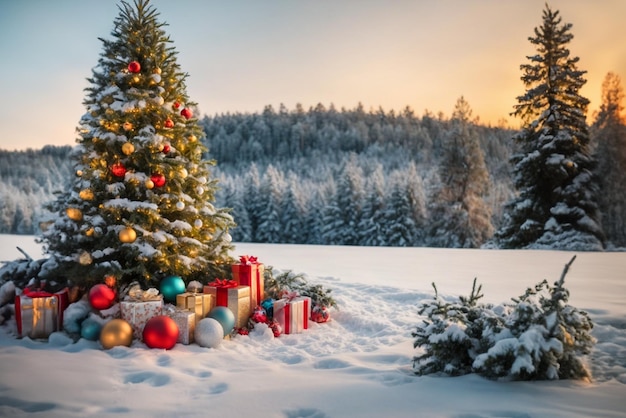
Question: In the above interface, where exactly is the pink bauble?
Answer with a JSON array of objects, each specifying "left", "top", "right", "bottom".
[
  {"left": 89, "top": 284, "right": 116, "bottom": 310},
  {"left": 142, "top": 315, "right": 179, "bottom": 350}
]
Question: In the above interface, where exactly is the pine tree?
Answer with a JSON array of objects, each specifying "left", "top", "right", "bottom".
[
  {"left": 384, "top": 174, "right": 417, "bottom": 247},
  {"left": 358, "top": 164, "right": 387, "bottom": 246},
  {"left": 591, "top": 72, "right": 626, "bottom": 247},
  {"left": 256, "top": 165, "right": 284, "bottom": 243},
  {"left": 38, "top": 0, "right": 235, "bottom": 289},
  {"left": 496, "top": 5, "right": 604, "bottom": 250},
  {"left": 430, "top": 97, "right": 492, "bottom": 248},
  {"left": 280, "top": 175, "right": 307, "bottom": 244}
]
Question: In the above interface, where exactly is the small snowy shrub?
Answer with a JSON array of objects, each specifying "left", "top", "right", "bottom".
[{"left": 414, "top": 256, "right": 595, "bottom": 381}]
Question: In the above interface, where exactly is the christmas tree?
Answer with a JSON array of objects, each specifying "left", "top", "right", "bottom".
[{"left": 38, "top": 0, "right": 235, "bottom": 290}]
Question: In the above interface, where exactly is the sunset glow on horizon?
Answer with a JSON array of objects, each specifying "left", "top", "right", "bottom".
[{"left": 0, "top": 0, "right": 624, "bottom": 150}]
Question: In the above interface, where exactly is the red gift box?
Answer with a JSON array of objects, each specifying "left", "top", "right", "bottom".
[
  {"left": 15, "top": 287, "right": 69, "bottom": 339},
  {"left": 231, "top": 255, "right": 264, "bottom": 311}
]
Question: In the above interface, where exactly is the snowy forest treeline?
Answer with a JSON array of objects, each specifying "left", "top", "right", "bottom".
[{"left": 1, "top": 99, "right": 624, "bottom": 249}]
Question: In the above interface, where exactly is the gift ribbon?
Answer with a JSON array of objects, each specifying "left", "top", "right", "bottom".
[
  {"left": 17, "top": 288, "right": 69, "bottom": 337},
  {"left": 208, "top": 278, "right": 238, "bottom": 288},
  {"left": 238, "top": 255, "right": 258, "bottom": 265}
]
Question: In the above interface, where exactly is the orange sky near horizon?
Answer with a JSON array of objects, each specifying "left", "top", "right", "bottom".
[{"left": 0, "top": 0, "right": 624, "bottom": 151}]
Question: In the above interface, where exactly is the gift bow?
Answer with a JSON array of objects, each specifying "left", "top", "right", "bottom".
[
  {"left": 208, "top": 278, "right": 238, "bottom": 288},
  {"left": 23, "top": 288, "right": 54, "bottom": 298},
  {"left": 126, "top": 285, "right": 161, "bottom": 301},
  {"left": 281, "top": 290, "right": 300, "bottom": 302},
  {"left": 238, "top": 255, "right": 258, "bottom": 265}
]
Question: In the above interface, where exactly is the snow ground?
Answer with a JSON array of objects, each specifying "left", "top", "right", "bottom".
[{"left": 0, "top": 234, "right": 625, "bottom": 418}]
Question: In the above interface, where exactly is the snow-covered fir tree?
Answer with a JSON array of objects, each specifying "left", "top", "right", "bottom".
[
  {"left": 37, "top": 0, "right": 235, "bottom": 289},
  {"left": 384, "top": 173, "right": 417, "bottom": 247},
  {"left": 358, "top": 164, "right": 387, "bottom": 246},
  {"left": 429, "top": 97, "right": 492, "bottom": 248},
  {"left": 496, "top": 5, "right": 604, "bottom": 250},
  {"left": 591, "top": 72, "right": 626, "bottom": 248},
  {"left": 256, "top": 165, "right": 284, "bottom": 243},
  {"left": 280, "top": 175, "right": 307, "bottom": 244}
]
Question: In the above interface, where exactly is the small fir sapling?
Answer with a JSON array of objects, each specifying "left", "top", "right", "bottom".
[{"left": 263, "top": 266, "right": 337, "bottom": 310}]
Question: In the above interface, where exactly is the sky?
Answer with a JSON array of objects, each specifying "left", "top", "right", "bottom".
[{"left": 0, "top": 0, "right": 625, "bottom": 151}]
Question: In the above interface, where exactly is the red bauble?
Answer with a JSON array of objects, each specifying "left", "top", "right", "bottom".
[
  {"left": 180, "top": 108, "right": 193, "bottom": 120},
  {"left": 150, "top": 173, "right": 166, "bottom": 188},
  {"left": 162, "top": 143, "right": 171, "bottom": 154},
  {"left": 311, "top": 305, "right": 331, "bottom": 323},
  {"left": 142, "top": 315, "right": 179, "bottom": 350},
  {"left": 250, "top": 306, "right": 267, "bottom": 324},
  {"left": 173, "top": 101, "right": 181, "bottom": 110},
  {"left": 269, "top": 319, "right": 282, "bottom": 337},
  {"left": 128, "top": 61, "right": 141, "bottom": 73},
  {"left": 89, "top": 283, "right": 117, "bottom": 310},
  {"left": 164, "top": 119, "right": 174, "bottom": 128},
  {"left": 110, "top": 162, "right": 127, "bottom": 178}
]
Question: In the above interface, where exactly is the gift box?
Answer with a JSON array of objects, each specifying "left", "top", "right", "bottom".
[
  {"left": 167, "top": 309, "right": 196, "bottom": 345},
  {"left": 15, "top": 287, "right": 69, "bottom": 339},
  {"left": 273, "top": 295, "right": 311, "bottom": 335},
  {"left": 176, "top": 292, "right": 215, "bottom": 324},
  {"left": 120, "top": 288, "right": 163, "bottom": 340},
  {"left": 231, "top": 255, "right": 265, "bottom": 312},
  {"left": 203, "top": 279, "right": 250, "bottom": 329}
]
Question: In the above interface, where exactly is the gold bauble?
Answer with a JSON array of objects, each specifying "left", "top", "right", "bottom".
[
  {"left": 123, "top": 121, "right": 134, "bottom": 131},
  {"left": 76, "top": 170, "right": 83, "bottom": 177},
  {"left": 78, "top": 251, "right": 93, "bottom": 265},
  {"left": 118, "top": 227, "right": 137, "bottom": 243},
  {"left": 188, "top": 134, "right": 197, "bottom": 143},
  {"left": 132, "top": 75, "right": 140, "bottom": 83},
  {"left": 145, "top": 179, "right": 155, "bottom": 189},
  {"left": 179, "top": 168, "right": 188, "bottom": 179},
  {"left": 100, "top": 319, "right": 133, "bottom": 349},
  {"left": 565, "top": 160, "right": 574, "bottom": 168},
  {"left": 85, "top": 227, "right": 95, "bottom": 237},
  {"left": 154, "top": 67, "right": 162, "bottom": 75},
  {"left": 66, "top": 207, "right": 83, "bottom": 221},
  {"left": 121, "top": 142, "right": 135, "bottom": 155},
  {"left": 79, "top": 189, "right": 94, "bottom": 200}
]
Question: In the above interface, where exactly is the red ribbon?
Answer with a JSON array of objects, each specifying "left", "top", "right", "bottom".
[
  {"left": 208, "top": 278, "right": 238, "bottom": 288},
  {"left": 239, "top": 255, "right": 258, "bottom": 265}
]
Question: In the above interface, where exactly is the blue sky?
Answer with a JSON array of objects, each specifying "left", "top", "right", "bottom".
[{"left": 1, "top": 0, "right": 625, "bottom": 150}]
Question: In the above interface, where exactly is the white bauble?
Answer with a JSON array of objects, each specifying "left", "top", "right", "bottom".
[{"left": 195, "top": 318, "right": 224, "bottom": 348}]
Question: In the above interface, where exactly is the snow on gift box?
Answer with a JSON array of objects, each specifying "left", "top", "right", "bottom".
[{"left": 15, "top": 287, "right": 69, "bottom": 339}]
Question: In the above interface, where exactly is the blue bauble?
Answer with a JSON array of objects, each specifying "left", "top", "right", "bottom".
[
  {"left": 160, "top": 275, "right": 186, "bottom": 303},
  {"left": 207, "top": 306, "right": 235, "bottom": 337},
  {"left": 80, "top": 318, "right": 102, "bottom": 341},
  {"left": 261, "top": 298, "right": 275, "bottom": 319}
]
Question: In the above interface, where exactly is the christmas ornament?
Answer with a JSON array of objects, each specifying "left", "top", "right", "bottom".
[
  {"left": 195, "top": 318, "right": 223, "bottom": 348},
  {"left": 132, "top": 75, "right": 140, "bottom": 83},
  {"left": 164, "top": 118, "right": 174, "bottom": 128},
  {"left": 145, "top": 179, "right": 155, "bottom": 189},
  {"left": 76, "top": 170, "right": 83, "bottom": 177},
  {"left": 142, "top": 315, "right": 179, "bottom": 350},
  {"left": 150, "top": 173, "right": 166, "bottom": 187},
  {"left": 173, "top": 101, "right": 181, "bottom": 110},
  {"left": 187, "top": 134, "right": 197, "bottom": 142},
  {"left": 250, "top": 306, "right": 267, "bottom": 324},
  {"left": 175, "top": 201, "right": 185, "bottom": 211},
  {"left": 155, "top": 96, "right": 165, "bottom": 106},
  {"left": 180, "top": 108, "right": 193, "bottom": 119},
  {"left": 78, "top": 250, "right": 93, "bottom": 265},
  {"left": 66, "top": 207, "right": 83, "bottom": 221},
  {"left": 179, "top": 167, "right": 188, "bottom": 178},
  {"left": 160, "top": 275, "right": 186, "bottom": 303},
  {"left": 110, "top": 162, "right": 127, "bottom": 178},
  {"left": 80, "top": 318, "right": 102, "bottom": 341},
  {"left": 89, "top": 283, "right": 117, "bottom": 310},
  {"left": 269, "top": 319, "right": 281, "bottom": 337},
  {"left": 187, "top": 280, "right": 203, "bottom": 293},
  {"left": 104, "top": 275, "right": 117, "bottom": 288},
  {"left": 85, "top": 227, "right": 95, "bottom": 237},
  {"left": 128, "top": 61, "right": 141, "bottom": 73},
  {"left": 162, "top": 143, "right": 171, "bottom": 154},
  {"left": 79, "top": 189, "right": 94, "bottom": 200},
  {"left": 311, "top": 305, "right": 331, "bottom": 323},
  {"left": 196, "top": 186, "right": 205, "bottom": 195},
  {"left": 123, "top": 121, "right": 133, "bottom": 131},
  {"left": 121, "top": 142, "right": 135, "bottom": 155},
  {"left": 100, "top": 319, "right": 133, "bottom": 349},
  {"left": 236, "top": 327, "right": 249, "bottom": 336},
  {"left": 153, "top": 67, "right": 162, "bottom": 75},
  {"left": 207, "top": 306, "right": 235, "bottom": 337},
  {"left": 118, "top": 226, "right": 137, "bottom": 243},
  {"left": 193, "top": 219, "right": 203, "bottom": 228}
]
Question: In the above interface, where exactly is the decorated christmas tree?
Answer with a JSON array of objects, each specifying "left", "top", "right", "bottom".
[{"left": 37, "top": 0, "right": 235, "bottom": 290}]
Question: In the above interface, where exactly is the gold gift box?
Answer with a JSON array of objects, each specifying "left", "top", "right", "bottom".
[
  {"left": 175, "top": 292, "right": 215, "bottom": 324},
  {"left": 203, "top": 285, "right": 250, "bottom": 329}
]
